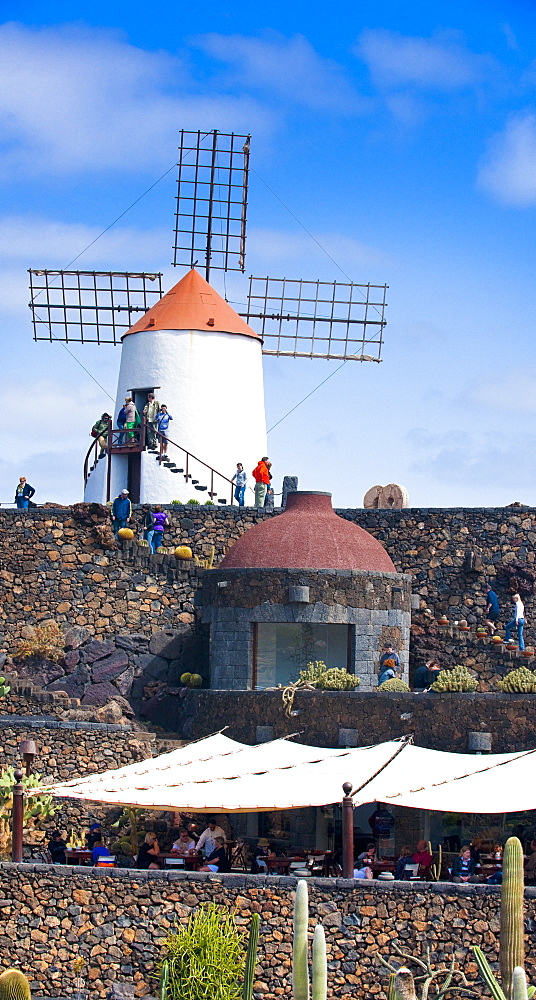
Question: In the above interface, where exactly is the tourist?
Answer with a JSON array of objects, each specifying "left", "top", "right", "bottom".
[
  {"left": 47, "top": 830, "right": 67, "bottom": 864},
  {"left": 186, "top": 821, "right": 199, "bottom": 843},
  {"left": 492, "top": 843, "right": 503, "bottom": 861},
  {"left": 264, "top": 460, "right": 273, "bottom": 507},
  {"left": 251, "top": 837, "right": 273, "bottom": 874},
  {"left": 116, "top": 403, "right": 127, "bottom": 446},
  {"left": 451, "top": 845, "right": 482, "bottom": 883},
  {"left": 111, "top": 489, "right": 131, "bottom": 538},
  {"left": 143, "top": 392, "right": 160, "bottom": 449},
  {"left": 91, "top": 413, "right": 111, "bottom": 459},
  {"left": 252, "top": 456, "right": 271, "bottom": 507},
  {"left": 171, "top": 829, "right": 196, "bottom": 855},
  {"left": 358, "top": 842, "right": 376, "bottom": 863},
  {"left": 136, "top": 832, "right": 161, "bottom": 870},
  {"left": 504, "top": 594, "right": 525, "bottom": 651},
  {"left": 156, "top": 404, "right": 173, "bottom": 459},
  {"left": 141, "top": 504, "right": 156, "bottom": 553},
  {"left": 197, "top": 818, "right": 226, "bottom": 857},
  {"left": 394, "top": 845, "right": 414, "bottom": 880},
  {"left": 413, "top": 659, "right": 441, "bottom": 690},
  {"left": 485, "top": 586, "right": 500, "bottom": 633},
  {"left": 14, "top": 477, "right": 35, "bottom": 510},
  {"left": 378, "top": 645, "right": 401, "bottom": 686},
  {"left": 85, "top": 822, "right": 102, "bottom": 849},
  {"left": 152, "top": 506, "right": 169, "bottom": 550},
  {"left": 353, "top": 860, "right": 373, "bottom": 880},
  {"left": 231, "top": 463, "right": 247, "bottom": 507},
  {"left": 124, "top": 397, "right": 139, "bottom": 445},
  {"left": 413, "top": 840, "right": 433, "bottom": 870},
  {"left": 198, "top": 836, "right": 230, "bottom": 873},
  {"left": 470, "top": 837, "right": 483, "bottom": 865},
  {"left": 91, "top": 836, "right": 112, "bottom": 865}
]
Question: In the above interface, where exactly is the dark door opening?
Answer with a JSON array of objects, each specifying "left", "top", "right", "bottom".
[{"left": 128, "top": 452, "right": 141, "bottom": 503}]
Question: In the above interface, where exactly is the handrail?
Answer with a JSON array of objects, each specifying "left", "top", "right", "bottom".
[
  {"left": 83, "top": 435, "right": 101, "bottom": 487},
  {"left": 154, "top": 429, "right": 235, "bottom": 504}
]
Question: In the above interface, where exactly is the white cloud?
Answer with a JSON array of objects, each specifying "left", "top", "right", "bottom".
[
  {"left": 0, "top": 216, "right": 169, "bottom": 267},
  {"left": 356, "top": 29, "right": 495, "bottom": 91},
  {"left": 463, "top": 369, "right": 536, "bottom": 413},
  {"left": 478, "top": 114, "right": 536, "bottom": 205},
  {"left": 247, "top": 227, "right": 391, "bottom": 275},
  {"left": 193, "top": 32, "right": 367, "bottom": 114},
  {"left": 407, "top": 426, "right": 534, "bottom": 491},
  {"left": 0, "top": 22, "right": 273, "bottom": 178}
]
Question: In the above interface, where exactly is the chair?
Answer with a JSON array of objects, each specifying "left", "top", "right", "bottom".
[
  {"left": 230, "top": 841, "right": 248, "bottom": 872},
  {"left": 307, "top": 854, "right": 326, "bottom": 877},
  {"left": 403, "top": 863, "right": 420, "bottom": 879},
  {"left": 289, "top": 860, "right": 311, "bottom": 877},
  {"left": 164, "top": 857, "right": 185, "bottom": 867},
  {"left": 95, "top": 856, "right": 116, "bottom": 868}
]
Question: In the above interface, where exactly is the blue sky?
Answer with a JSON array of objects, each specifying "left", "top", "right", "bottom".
[{"left": 2, "top": 0, "right": 536, "bottom": 507}]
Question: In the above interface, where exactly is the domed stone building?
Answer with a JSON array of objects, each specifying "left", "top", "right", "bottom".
[{"left": 201, "top": 492, "right": 412, "bottom": 690}]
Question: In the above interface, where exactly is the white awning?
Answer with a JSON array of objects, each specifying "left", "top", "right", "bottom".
[{"left": 35, "top": 732, "right": 536, "bottom": 814}]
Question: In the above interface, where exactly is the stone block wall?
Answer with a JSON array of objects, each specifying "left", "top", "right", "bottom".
[{"left": 0, "top": 865, "right": 534, "bottom": 999}]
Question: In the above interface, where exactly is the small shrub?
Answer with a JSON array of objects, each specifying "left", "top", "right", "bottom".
[
  {"left": 204, "top": 500, "right": 215, "bottom": 505},
  {"left": 186, "top": 499, "right": 200, "bottom": 505},
  {"left": 430, "top": 665, "right": 478, "bottom": 692},
  {"left": 377, "top": 678, "right": 410, "bottom": 692},
  {"left": 157, "top": 902, "right": 245, "bottom": 1000},
  {"left": 14, "top": 622, "right": 63, "bottom": 663},
  {"left": 298, "top": 661, "right": 360, "bottom": 690},
  {"left": 498, "top": 666, "right": 536, "bottom": 693}
]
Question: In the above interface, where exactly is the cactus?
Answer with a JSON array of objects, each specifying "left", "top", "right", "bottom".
[
  {"left": 174, "top": 545, "right": 193, "bottom": 560},
  {"left": 311, "top": 925, "right": 327, "bottom": 1000},
  {"left": 501, "top": 837, "right": 525, "bottom": 1000},
  {"left": 377, "top": 679, "right": 410, "bottom": 692},
  {"left": 498, "top": 667, "right": 536, "bottom": 693},
  {"left": 512, "top": 968, "right": 529, "bottom": 1000},
  {"left": 430, "top": 665, "right": 478, "bottom": 692},
  {"left": 242, "top": 912, "right": 260, "bottom": 1000},
  {"left": 0, "top": 676, "right": 10, "bottom": 699},
  {"left": 0, "top": 970, "right": 32, "bottom": 1000},
  {"left": 292, "top": 879, "right": 327, "bottom": 1000},
  {"left": 394, "top": 967, "right": 418, "bottom": 1000},
  {"left": 159, "top": 959, "right": 170, "bottom": 1000},
  {"left": 298, "top": 661, "right": 359, "bottom": 691},
  {"left": 429, "top": 844, "right": 443, "bottom": 882}
]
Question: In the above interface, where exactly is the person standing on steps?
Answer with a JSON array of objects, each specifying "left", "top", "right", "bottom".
[
  {"left": 14, "top": 477, "right": 35, "bottom": 509},
  {"left": 504, "top": 593, "right": 525, "bottom": 650},
  {"left": 143, "top": 392, "right": 160, "bottom": 449},
  {"left": 111, "top": 489, "right": 131, "bottom": 538},
  {"left": 141, "top": 504, "right": 156, "bottom": 553},
  {"left": 152, "top": 506, "right": 169, "bottom": 549},
  {"left": 156, "top": 405, "right": 173, "bottom": 459},
  {"left": 231, "top": 463, "right": 247, "bottom": 506},
  {"left": 252, "top": 456, "right": 271, "bottom": 507},
  {"left": 124, "top": 397, "right": 139, "bottom": 446},
  {"left": 485, "top": 586, "right": 500, "bottom": 634},
  {"left": 91, "top": 413, "right": 111, "bottom": 459},
  {"left": 264, "top": 460, "right": 274, "bottom": 507},
  {"left": 116, "top": 403, "right": 127, "bottom": 446}
]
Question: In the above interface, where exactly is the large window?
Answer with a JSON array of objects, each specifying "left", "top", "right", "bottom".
[{"left": 255, "top": 623, "right": 350, "bottom": 689}]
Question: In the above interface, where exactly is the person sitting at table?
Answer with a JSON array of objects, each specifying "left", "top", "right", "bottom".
[
  {"left": 136, "top": 832, "right": 161, "bottom": 870},
  {"left": 353, "top": 860, "right": 373, "bottom": 880},
  {"left": 91, "top": 836, "right": 112, "bottom": 866},
  {"left": 171, "top": 829, "right": 196, "bottom": 855},
  {"left": 470, "top": 837, "right": 483, "bottom": 865},
  {"left": 451, "top": 845, "right": 483, "bottom": 883},
  {"left": 492, "top": 843, "right": 503, "bottom": 861},
  {"left": 524, "top": 839, "right": 536, "bottom": 885},
  {"left": 394, "top": 845, "right": 414, "bottom": 880},
  {"left": 358, "top": 843, "right": 376, "bottom": 863},
  {"left": 85, "top": 822, "right": 102, "bottom": 849},
  {"left": 48, "top": 830, "right": 67, "bottom": 864},
  {"left": 197, "top": 818, "right": 226, "bottom": 857},
  {"left": 198, "top": 836, "right": 230, "bottom": 873},
  {"left": 250, "top": 837, "right": 272, "bottom": 874},
  {"left": 413, "top": 840, "right": 433, "bottom": 870}
]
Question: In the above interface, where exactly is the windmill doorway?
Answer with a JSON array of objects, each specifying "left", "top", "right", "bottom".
[{"left": 127, "top": 452, "right": 141, "bottom": 503}]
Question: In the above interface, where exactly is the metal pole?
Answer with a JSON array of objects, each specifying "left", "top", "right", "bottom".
[
  {"left": 342, "top": 782, "right": 354, "bottom": 879},
  {"left": 11, "top": 768, "right": 24, "bottom": 864}
]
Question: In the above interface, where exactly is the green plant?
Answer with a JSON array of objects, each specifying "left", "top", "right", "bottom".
[
  {"left": 180, "top": 672, "right": 192, "bottom": 686},
  {"left": 377, "top": 678, "right": 410, "bottom": 692},
  {"left": 242, "top": 912, "right": 260, "bottom": 1000},
  {"left": 430, "top": 665, "right": 477, "bottom": 692},
  {"left": 157, "top": 903, "right": 245, "bottom": 1000},
  {"left": 0, "top": 769, "right": 57, "bottom": 854},
  {"left": 293, "top": 879, "right": 327, "bottom": 1000},
  {"left": 204, "top": 500, "right": 215, "bottom": 505},
  {"left": 14, "top": 622, "right": 64, "bottom": 662},
  {"left": 378, "top": 943, "right": 476, "bottom": 1000},
  {"left": 109, "top": 806, "right": 144, "bottom": 852},
  {"left": 498, "top": 667, "right": 536, "bottom": 693},
  {"left": 159, "top": 960, "right": 170, "bottom": 1000},
  {"left": 429, "top": 844, "right": 443, "bottom": 881},
  {"left": 187, "top": 499, "right": 200, "bottom": 505},
  {"left": 298, "top": 661, "right": 360, "bottom": 691},
  {"left": 0, "top": 970, "right": 32, "bottom": 1000},
  {"left": 473, "top": 837, "right": 532, "bottom": 1000},
  {"left": 0, "top": 676, "right": 10, "bottom": 699}
]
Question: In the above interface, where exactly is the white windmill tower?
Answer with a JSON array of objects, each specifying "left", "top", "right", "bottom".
[{"left": 29, "top": 130, "right": 388, "bottom": 505}]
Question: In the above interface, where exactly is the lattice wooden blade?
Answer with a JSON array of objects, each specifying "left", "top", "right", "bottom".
[{"left": 28, "top": 270, "right": 163, "bottom": 345}]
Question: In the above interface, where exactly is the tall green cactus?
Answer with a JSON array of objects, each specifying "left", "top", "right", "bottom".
[
  {"left": 242, "top": 912, "right": 260, "bottom": 1000},
  {"left": 0, "top": 970, "right": 31, "bottom": 1000},
  {"left": 501, "top": 837, "right": 525, "bottom": 1000},
  {"left": 293, "top": 879, "right": 327, "bottom": 1000}
]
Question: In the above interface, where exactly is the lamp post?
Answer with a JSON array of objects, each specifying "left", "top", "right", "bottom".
[
  {"left": 11, "top": 740, "right": 38, "bottom": 863},
  {"left": 342, "top": 782, "right": 354, "bottom": 880}
]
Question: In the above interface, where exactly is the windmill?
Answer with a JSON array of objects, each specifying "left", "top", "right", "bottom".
[{"left": 28, "top": 130, "right": 388, "bottom": 506}]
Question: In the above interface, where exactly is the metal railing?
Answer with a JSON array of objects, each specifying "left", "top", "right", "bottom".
[{"left": 154, "top": 429, "right": 235, "bottom": 504}]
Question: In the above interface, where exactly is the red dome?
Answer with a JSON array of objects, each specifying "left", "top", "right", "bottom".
[{"left": 220, "top": 492, "right": 396, "bottom": 572}]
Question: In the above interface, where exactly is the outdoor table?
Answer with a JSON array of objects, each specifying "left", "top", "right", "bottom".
[
  {"left": 266, "top": 856, "right": 291, "bottom": 875},
  {"left": 370, "top": 860, "right": 396, "bottom": 878},
  {"left": 65, "top": 849, "right": 93, "bottom": 866},
  {"left": 159, "top": 851, "right": 203, "bottom": 870}
]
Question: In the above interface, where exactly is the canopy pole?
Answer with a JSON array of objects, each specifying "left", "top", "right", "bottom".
[
  {"left": 342, "top": 782, "right": 354, "bottom": 879},
  {"left": 11, "top": 768, "right": 24, "bottom": 863}
]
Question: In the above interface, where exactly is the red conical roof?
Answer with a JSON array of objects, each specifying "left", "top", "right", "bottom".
[
  {"left": 122, "top": 268, "right": 259, "bottom": 340},
  {"left": 219, "top": 492, "right": 396, "bottom": 572}
]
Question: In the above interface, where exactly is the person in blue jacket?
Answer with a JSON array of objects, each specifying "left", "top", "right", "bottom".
[
  {"left": 14, "top": 477, "right": 35, "bottom": 509},
  {"left": 156, "top": 405, "right": 173, "bottom": 459},
  {"left": 111, "top": 489, "right": 132, "bottom": 537}
]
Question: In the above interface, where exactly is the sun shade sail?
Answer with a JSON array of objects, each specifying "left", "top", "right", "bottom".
[{"left": 34, "top": 732, "right": 536, "bottom": 814}]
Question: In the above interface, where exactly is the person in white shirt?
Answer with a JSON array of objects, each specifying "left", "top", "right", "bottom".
[
  {"left": 504, "top": 593, "right": 525, "bottom": 650},
  {"left": 196, "top": 819, "right": 226, "bottom": 857}
]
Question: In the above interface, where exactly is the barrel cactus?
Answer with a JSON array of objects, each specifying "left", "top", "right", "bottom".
[
  {"left": 430, "top": 665, "right": 477, "bottom": 692},
  {"left": 189, "top": 673, "right": 203, "bottom": 688},
  {"left": 0, "top": 970, "right": 32, "bottom": 1000},
  {"left": 117, "top": 527, "right": 134, "bottom": 540},
  {"left": 377, "top": 679, "right": 410, "bottom": 692},
  {"left": 180, "top": 672, "right": 192, "bottom": 686},
  {"left": 174, "top": 545, "right": 193, "bottom": 560},
  {"left": 498, "top": 667, "right": 536, "bottom": 693}
]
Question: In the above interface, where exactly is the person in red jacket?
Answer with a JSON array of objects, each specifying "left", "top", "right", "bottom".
[{"left": 252, "top": 456, "right": 271, "bottom": 507}]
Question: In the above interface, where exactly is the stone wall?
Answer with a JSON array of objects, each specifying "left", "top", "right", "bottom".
[
  {"left": 0, "top": 865, "right": 534, "bottom": 999},
  {"left": 144, "top": 688, "right": 536, "bottom": 753}
]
